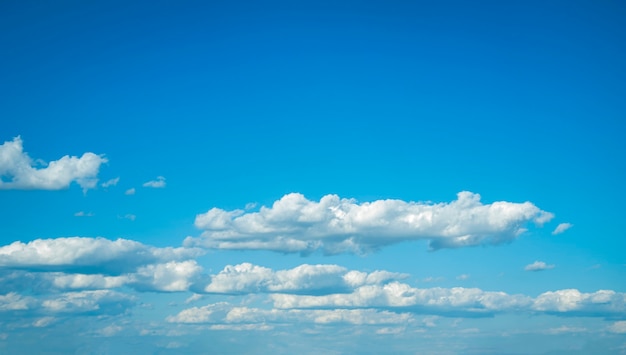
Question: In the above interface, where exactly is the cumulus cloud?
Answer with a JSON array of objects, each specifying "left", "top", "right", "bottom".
[
  {"left": 269, "top": 283, "right": 626, "bottom": 318},
  {"left": 143, "top": 176, "right": 166, "bottom": 188},
  {"left": 552, "top": 223, "right": 573, "bottom": 235},
  {"left": 524, "top": 261, "right": 555, "bottom": 272},
  {"left": 271, "top": 282, "right": 533, "bottom": 316},
  {"left": 168, "top": 303, "right": 413, "bottom": 326},
  {"left": 0, "top": 136, "right": 107, "bottom": 191},
  {"left": 132, "top": 260, "right": 202, "bottom": 292},
  {"left": 532, "top": 289, "right": 626, "bottom": 315},
  {"left": 0, "top": 237, "right": 203, "bottom": 275},
  {"left": 185, "top": 191, "right": 553, "bottom": 254},
  {"left": 203, "top": 263, "right": 407, "bottom": 295},
  {"left": 125, "top": 188, "right": 136, "bottom": 195}
]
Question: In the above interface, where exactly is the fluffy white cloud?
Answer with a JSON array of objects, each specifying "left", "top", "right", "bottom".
[
  {"left": 524, "top": 261, "right": 555, "bottom": 272},
  {"left": 203, "top": 263, "right": 407, "bottom": 295},
  {"left": 168, "top": 303, "right": 413, "bottom": 326},
  {"left": 552, "top": 223, "right": 573, "bottom": 235},
  {"left": 51, "top": 273, "right": 129, "bottom": 290},
  {"left": 269, "top": 283, "right": 626, "bottom": 318},
  {"left": 143, "top": 176, "right": 166, "bottom": 188},
  {"left": 132, "top": 260, "right": 202, "bottom": 292},
  {"left": 532, "top": 289, "right": 626, "bottom": 315},
  {"left": 271, "top": 282, "right": 533, "bottom": 315},
  {"left": 186, "top": 192, "right": 553, "bottom": 254},
  {"left": 0, "top": 237, "right": 203, "bottom": 275},
  {"left": 0, "top": 136, "right": 107, "bottom": 190}
]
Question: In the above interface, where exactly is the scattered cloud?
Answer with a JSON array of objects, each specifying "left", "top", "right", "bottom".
[
  {"left": 125, "top": 188, "right": 136, "bottom": 195},
  {"left": 552, "top": 223, "right": 573, "bottom": 235},
  {"left": 118, "top": 214, "right": 137, "bottom": 221},
  {"left": 270, "top": 283, "right": 626, "bottom": 318},
  {"left": 74, "top": 211, "right": 94, "bottom": 217},
  {"left": 186, "top": 192, "right": 553, "bottom": 254},
  {"left": 0, "top": 136, "right": 107, "bottom": 191},
  {"left": 532, "top": 289, "right": 626, "bottom": 315},
  {"left": 168, "top": 303, "right": 414, "bottom": 326},
  {"left": 101, "top": 177, "right": 119, "bottom": 188},
  {"left": 456, "top": 274, "right": 470, "bottom": 281},
  {"left": 524, "top": 261, "right": 555, "bottom": 272},
  {"left": 143, "top": 176, "right": 166, "bottom": 188},
  {"left": 202, "top": 263, "right": 408, "bottom": 295},
  {"left": 545, "top": 326, "right": 587, "bottom": 334},
  {"left": 609, "top": 321, "right": 626, "bottom": 334},
  {"left": 0, "top": 237, "right": 203, "bottom": 275},
  {"left": 422, "top": 277, "right": 445, "bottom": 283}
]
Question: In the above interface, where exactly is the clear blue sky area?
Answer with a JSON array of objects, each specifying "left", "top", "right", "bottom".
[{"left": 1, "top": 1, "right": 625, "bottom": 354}]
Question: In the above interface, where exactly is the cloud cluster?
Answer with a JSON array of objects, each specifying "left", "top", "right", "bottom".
[
  {"left": 203, "top": 263, "right": 407, "bottom": 295},
  {"left": 186, "top": 192, "right": 553, "bottom": 254},
  {"left": 167, "top": 303, "right": 414, "bottom": 326},
  {"left": 0, "top": 237, "right": 203, "bottom": 275},
  {"left": 0, "top": 136, "right": 106, "bottom": 191},
  {"left": 269, "top": 283, "right": 626, "bottom": 318}
]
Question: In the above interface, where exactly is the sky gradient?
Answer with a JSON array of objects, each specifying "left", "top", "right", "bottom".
[{"left": 1, "top": 1, "right": 625, "bottom": 354}]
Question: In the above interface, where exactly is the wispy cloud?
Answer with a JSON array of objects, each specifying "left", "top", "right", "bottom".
[
  {"left": 0, "top": 136, "right": 106, "bottom": 191},
  {"left": 524, "top": 261, "right": 555, "bottom": 272},
  {"left": 125, "top": 188, "right": 136, "bottom": 195},
  {"left": 74, "top": 211, "right": 94, "bottom": 217},
  {"left": 101, "top": 177, "right": 119, "bottom": 188},
  {"left": 552, "top": 223, "right": 573, "bottom": 235},
  {"left": 143, "top": 176, "right": 166, "bottom": 188}
]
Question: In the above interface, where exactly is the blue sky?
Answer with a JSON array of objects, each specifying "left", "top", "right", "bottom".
[{"left": 1, "top": 1, "right": 625, "bottom": 354}]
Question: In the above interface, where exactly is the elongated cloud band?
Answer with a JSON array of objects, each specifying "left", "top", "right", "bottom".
[
  {"left": 0, "top": 136, "right": 107, "bottom": 190},
  {"left": 185, "top": 192, "right": 554, "bottom": 254}
]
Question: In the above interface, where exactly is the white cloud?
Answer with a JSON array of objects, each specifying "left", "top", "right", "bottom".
[
  {"left": 186, "top": 191, "right": 553, "bottom": 254},
  {"left": 271, "top": 282, "right": 533, "bottom": 315},
  {"left": 101, "top": 177, "right": 119, "bottom": 188},
  {"left": 0, "top": 292, "right": 34, "bottom": 311},
  {"left": 532, "top": 289, "right": 626, "bottom": 315},
  {"left": 203, "top": 263, "right": 407, "bottom": 295},
  {"left": 552, "top": 223, "right": 573, "bottom": 235},
  {"left": 143, "top": 176, "right": 166, "bottom": 188},
  {"left": 269, "top": 283, "right": 626, "bottom": 318},
  {"left": 524, "top": 261, "right": 555, "bottom": 272},
  {"left": 132, "top": 261, "right": 202, "bottom": 292},
  {"left": 32, "top": 317, "right": 56, "bottom": 328},
  {"left": 456, "top": 274, "right": 470, "bottom": 281},
  {"left": 125, "top": 188, "right": 136, "bottom": 195},
  {"left": 51, "top": 273, "right": 129, "bottom": 290},
  {"left": 0, "top": 237, "right": 203, "bottom": 275},
  {"left": 41, "top": 290, "right": 135, "bottom": 315},
  {"left": 0, "top": 136, "right": 107, "bottom": 191},
  {"left": 74, "top": 211, "right": 94, "bottom": 217},
  {"left": 97, "top": 324, "right": 123, "bottom": 337},
  {"left": 168, "top": 303, "right": 413, "bottom": 326},
  {"left": 609, "top": 321, "right": 626, "bottom": 334}
]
